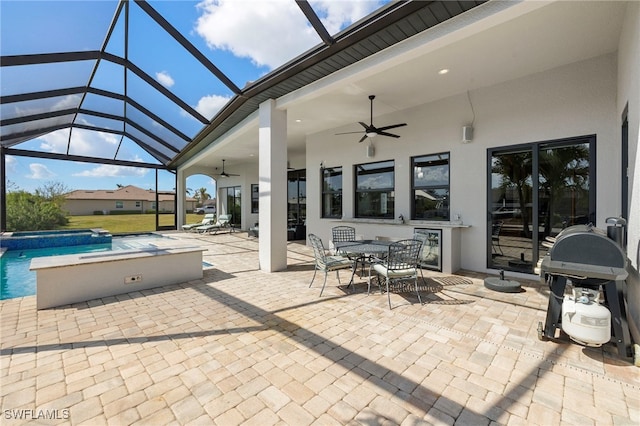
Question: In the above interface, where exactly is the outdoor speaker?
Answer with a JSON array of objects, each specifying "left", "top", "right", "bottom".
[
  {"left": 462, "top": 125, "right": 474, "bottom": 143},
  {"left": 366, "top": 144, "right": 375, "bottom": 158}
]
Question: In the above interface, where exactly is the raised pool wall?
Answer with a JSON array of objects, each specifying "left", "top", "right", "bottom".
[{"left": 0, "top": 229, "right": 112, "bottom": 250}]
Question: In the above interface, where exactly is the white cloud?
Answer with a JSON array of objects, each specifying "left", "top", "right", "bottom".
[
  {"left": 195, "top": 94, "right": 232, "bottom": 118},
  {"left": 156, "top": 71, "right": 175, "bottom": 88},
  {"left": 72, "top": 164, "right": 149, "bottom": 178},
  {"left": 311, "top": 0, "right": 382, "bottom": 34},
  {"left": 27, "top": 163, "right": 56, "bottom": 179},
  {"left": 38, "top": 127, "right": 119, "bottom": 158},
  {"left": 195, "top": 0, "right": 318, "bottom": 70},
  {"left": 12, "top": 94, "right": 82, "bottom": 119},
  {"left": 5, "top": 156, "right": 17, "bottom": 173}
]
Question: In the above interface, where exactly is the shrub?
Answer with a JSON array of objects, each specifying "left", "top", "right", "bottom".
[{"left": 6, "top": 191, "right": 69, "bottom": 231}]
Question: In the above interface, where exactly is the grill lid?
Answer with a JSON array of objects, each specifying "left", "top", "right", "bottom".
[
  {"left": 540, "top": 224, "right": 628, "bottom": 283},
  {"left": 549, "top": 224, "right": 626, "bottom": 268}
]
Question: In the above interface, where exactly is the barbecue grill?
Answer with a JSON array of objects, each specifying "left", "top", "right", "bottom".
[{"left": 538, "top": 221, "right": 632, "bottom": 360}]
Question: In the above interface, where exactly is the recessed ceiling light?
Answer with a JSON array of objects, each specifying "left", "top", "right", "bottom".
[
  {"left": 295, "top": 119, "right": 302, "bottom": 123},
  {"left": 438, "top": 68, "right": 449, "bottom": 75}
]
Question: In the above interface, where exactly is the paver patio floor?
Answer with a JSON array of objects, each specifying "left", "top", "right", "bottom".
[{"left": 1, "top": 232, "right": 638, "bottom": 425}]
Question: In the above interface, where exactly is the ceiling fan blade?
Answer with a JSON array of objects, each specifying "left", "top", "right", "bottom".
[
  {"left": 377, "top": 131, "right": 400, "bottom": 138},
  {"left": 335, "top": 131, "right": 365, "bottom": 135},
  {"left": 376, "top": 123, "right": 407, "bottom": 131},
  {"left": 358, "top": 121, "right": 370, "bottom": 130},
  {"left": 358, "top": 134, "right": 368, "bottom": 143}
]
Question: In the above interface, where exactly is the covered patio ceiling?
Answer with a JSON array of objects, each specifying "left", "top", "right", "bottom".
[
  {"left": 183, "top": 0, "right": 627, "bottom": 171},
  {"left": 1, "top": 0, "right": 486, "bottom": 171}
]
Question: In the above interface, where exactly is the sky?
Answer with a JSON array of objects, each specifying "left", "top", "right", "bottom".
[{"left": 2, "top": 0, "right": 388, "bottom": 196}]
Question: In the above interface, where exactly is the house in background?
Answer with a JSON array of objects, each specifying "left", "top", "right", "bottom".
[{"left": 64, "top": 185, "right": 195, "bottom": 215}]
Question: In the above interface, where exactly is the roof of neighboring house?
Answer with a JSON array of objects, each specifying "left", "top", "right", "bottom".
[{"left": 65, "top": 185, "right": 195, "bottom": 202}]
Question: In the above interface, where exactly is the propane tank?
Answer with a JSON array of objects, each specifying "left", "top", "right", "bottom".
[{"left": 561, "top": 287, "right": 611, "bottom": 347}]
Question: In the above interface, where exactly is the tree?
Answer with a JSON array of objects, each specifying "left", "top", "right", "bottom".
[
  {"left": 5, "top": 181, "right": 69, "bottom": 231},
  {"left": 194, "top": 187, "right": 210, "bottom": 205}
]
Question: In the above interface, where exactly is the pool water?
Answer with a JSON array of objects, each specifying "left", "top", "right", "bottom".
[{"left": 0, "top": 234, "right": 169, "bottom": 300}]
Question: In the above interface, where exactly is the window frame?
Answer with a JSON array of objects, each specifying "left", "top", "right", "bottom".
[
  {"left": 486, "top": 135, "right": 596, "bottom": 272},
  {"left": 321, "top": 166, "right": 343, "bottom": 219},
  {"left": 411, "top": 152, "right": 450, "bottom": 221},
  {"left": 251, "top": 184, "right": 259, "bottom": 214},
  {"left": 115, "top": 201, "right": 123, "bottom": 209},
  {"left": 354, "top": 160, "right": 395, "bottom": 219}
]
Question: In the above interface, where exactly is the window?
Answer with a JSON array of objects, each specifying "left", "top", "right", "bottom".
[
  {"left": 223, "top": 186, "right": 241, "bottom": 227},
  {"left": 355, "top": 160, "right": 394, "bottom": 218},
  {"left": 115, "top": 201, "right": 123, "bottom": 209},
  {"left": 412, "top": 153, "right": 450, "bottom": 220},
  {"left": 251, "top": 184, "right": 259, "bottom": 213},
  {"left": 288, "top": 170, "right": 306, "bottom": 226},
  {"left": 135, "top": 201, "right": 141, "bottom": 208},
  {"left": 321, "top": 167, "right": 342, "bottom": 218}
]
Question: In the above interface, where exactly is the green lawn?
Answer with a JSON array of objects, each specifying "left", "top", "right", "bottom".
[{"left": 62, "top": 214, "right": 201, "bottom": 234}]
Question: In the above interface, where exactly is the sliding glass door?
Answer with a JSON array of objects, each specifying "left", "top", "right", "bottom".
[
  {"left": 222, "top": 186, "right": 241, "bottom": 228},
  {"left": 488, "top": 136, "right": 595, "bottom": 273}
]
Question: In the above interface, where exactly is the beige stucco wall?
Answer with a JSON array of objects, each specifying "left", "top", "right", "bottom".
[
  {"left": 617, "top": 1, "right": 640, "bottom": 345},
  {"left": 64, "top": 199, "right": 180, "bottom": 215}
]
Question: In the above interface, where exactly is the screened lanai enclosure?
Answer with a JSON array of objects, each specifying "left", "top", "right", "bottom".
[{"left": 1, "top": 0, "right": 484, "bottom": 231}]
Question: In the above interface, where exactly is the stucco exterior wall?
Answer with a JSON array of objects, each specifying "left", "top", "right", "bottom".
[
  {"left": 617, "top": 1, "right": 640, "bottom": 346},
  {"left": 307, "top": 53, "right": 619, "bottom": 274},
  {"left": 64, "top": 199, "right": 176, "bottom": 215}
]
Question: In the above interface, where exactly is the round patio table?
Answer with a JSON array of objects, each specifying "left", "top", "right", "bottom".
[{"left": 334, "top": 240, "right": 394, "bottom": 287}]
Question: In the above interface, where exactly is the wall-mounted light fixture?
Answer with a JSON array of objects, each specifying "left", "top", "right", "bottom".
[
  {"left": 462, "top": 90, "right": 475, "bottom": 143},
  {"left": 462, "top": 125, "right": 474, "bottom": 143},
  {"left": 366, "top": 141, "right": 375, "bottom": 158}
]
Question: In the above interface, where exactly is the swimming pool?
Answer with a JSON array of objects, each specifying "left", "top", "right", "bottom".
[
  {"left": 0, "top": 234, "right": 169, "bottom": 300},
  {"left": 1, "top": 229, "right": 111, "bottom": 250}
]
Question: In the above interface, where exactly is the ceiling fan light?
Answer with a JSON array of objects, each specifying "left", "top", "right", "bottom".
[{"left": 366, "top": 131, "right": 377, "bottom": 138}]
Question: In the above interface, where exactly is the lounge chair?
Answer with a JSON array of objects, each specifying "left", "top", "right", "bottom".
[
  {"left": 182, "top": 213, "right": 215, "bottom": 231},
  {"left": 196, "top": 214, "right": 232, "bottom": 234}
]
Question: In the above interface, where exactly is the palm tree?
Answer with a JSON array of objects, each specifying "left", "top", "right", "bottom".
[{"left": 194, "top": 187, "right": 210, "bottom": 206}]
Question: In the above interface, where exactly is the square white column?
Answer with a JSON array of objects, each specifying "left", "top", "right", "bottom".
[
  {"left": 176, "top": 168, "right": 186, "bottom": 227},
  {"left": 258, "top": 99, "right": 288, "bottom": 272}
]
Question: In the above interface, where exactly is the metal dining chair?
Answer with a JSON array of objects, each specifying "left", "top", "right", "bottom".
[
  {"left": 331, "top": 226, "right": 356, "bottom": 253},
  {"left": 331, "top": 225, "right": 367, "bottom": 273},
  {"left": 308, "top": 234, "right": 354, "bottom": 296},
  {"left": 369, "top": 239, "right": 424, "bottom": 309},
  {"left": 412, "top": 232, "right": 430, "bottom": 283}
]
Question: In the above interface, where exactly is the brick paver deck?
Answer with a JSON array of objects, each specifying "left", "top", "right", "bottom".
[{"left": 1, "top": 232, "right": 638, "bottom": 425}]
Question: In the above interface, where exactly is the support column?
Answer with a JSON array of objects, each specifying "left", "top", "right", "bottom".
[
  {"left": 176, "top": 168, "right": 186, "bottom": 227},
  {"left": 258, "top": 99, "right": 288, "bottom": 272}
]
